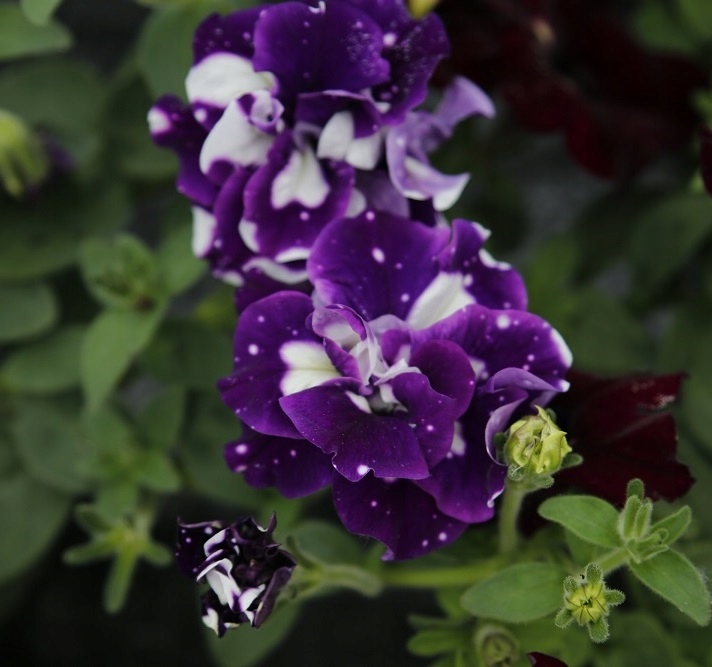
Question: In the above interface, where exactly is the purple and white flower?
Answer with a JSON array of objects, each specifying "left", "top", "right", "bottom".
[
  {"left": 219, "top": 212, "right": 572, "bottom": 559},
  {"left": 149, "top": 0, "right": 492, "bottom": 306},
  {"left": 176, "top": 515, "right": 296, "bottom": 636}
]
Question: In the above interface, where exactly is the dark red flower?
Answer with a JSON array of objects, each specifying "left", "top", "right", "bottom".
[
  {"left": 550, "top": 370, "right": 693, "bottom": 505},
  {"left": 435, "top": 0, "right": 707, "bottom": 179},
  {"left": 528, "top": 652, "right": 569, "bottom": 667}
]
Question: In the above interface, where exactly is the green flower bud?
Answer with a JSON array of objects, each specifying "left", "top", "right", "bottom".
[
  {"left": 555, "top": 563, "right": 625, "bottom": 643},
  {"left": 474, "top": 624, "right": 519, "bottom": 667},
  {"left": 504, "top": 406, "right": 571, "bottom": 480},
  {"left": 0, "top": 110, "right": 49, "bottom": 197}
]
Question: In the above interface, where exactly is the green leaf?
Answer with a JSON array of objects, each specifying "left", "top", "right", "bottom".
[
  {"left": 0, "top": 324, "right": 84, "bottom": 394},
  {"left": 81, "top": 305, "right": 165, "bottom": 412},
  {"left": 629, "top": 549, "right": 711, "bottom": 626},
  {"left": 136, "top": 387, "right": 186, "bottom": 451},
  {"left": 633, "top": 0, "right": 700, "bottom": 54},
  {"left": 538, "top": 495, "right": 621, "bottom": 548},
  {"left": 140, "top": 319, "right": 231, "bottom": 389},
  {"left": 677, "top": 345, "right": 712, "bottom": 452},
  {"left": 523, "top": 234, "right": 580, "bottom": 328},
  {"left": 156, "top": 222, "right": 206, "bottom": 295},
  {"left": 562, "top": 290, "right": 653, "bottom": 374},
  {"left": 104, "top": 73, "right": 177, "bottom": 181},
  {"left": 0, "top": 60, "right": 104, "bottom": 169},
  {"left": 178, "top": 391, "right": 264, "bottom": 508},
  {"left": 104, "top": 546, "right": 140, "bottom": 613},
  {"left": 652, "top": 506, "right": 692, "bottom": 547},
  {"left": 290, "top": 520, "right": 363, "bottom": 566},
  {"left": 10, "top": 398, "right": 89, "bottom": 493},
  {"left": 134, "top": 450, "right": 181, "bottom": 493},
  {"left": 79, "top": 234, "right": 160, "bottom": 309},
  {"left": 20, "top": 0, "right": 63, "bottom": 24},
  {"left": 0, "top": 183, "right": 129, "bottom": 282},
  {"left": 0, "top": 471, "right": 71, "bottom": 584},
  {"left": 630, "top": 192, "right": 712, "bottom": 296},
  {"left": 0, "top": 5, "right": 71, "bottom": 60},
  {"left": 603, "top": 612, "right": 689, "bottom": 667},
  {"left": 460, "top": 562, "right": 567, "bottom": 623},
  {"left": 207, "top": 604, "right": 299, "bottom": 667},
  {"left": 0, "top": 283, "right": 57, "bottom": 343},
  {"left": 679, "top": 0, "right": 712, "bottom": 39},
  {"left": 517, "top": 616, "right": 592, "bottom": 667},
  {"left": 136, "top": 5, "right": 209, "bottom": 99},
  {"left": 407, "top": 628, "right": 469, "bottom": 657}
]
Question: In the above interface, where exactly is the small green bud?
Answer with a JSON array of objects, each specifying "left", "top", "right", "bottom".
[
  {"left": 555, "top": 562, "right": 625, "bottom": 643},
  {"left": 0, "top": 110, "right": 49, "bottom": 197},
  {"left": 474, "top": 625, "right": 519, "bottom": 667},
  {"left": 504, "top": 406, "right": 571, "bottom": 481}
]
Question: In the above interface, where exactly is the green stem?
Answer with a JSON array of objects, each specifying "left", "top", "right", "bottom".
[
  {"left": 380, "top": 556, "right": 503, "bottom": 589},
  {"left": 595, "top": 548, "right": 628, "bottom": 576},
  {"left": 498, "top": 478, "right": 528, "bottom": 555}
]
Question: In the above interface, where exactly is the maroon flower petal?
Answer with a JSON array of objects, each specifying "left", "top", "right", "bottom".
[
  {"left": 553, "top": 370, "right": 693, "bottom": 504},
  {"left": 528, "top": 652, "right": 569, "bottom": 667}
]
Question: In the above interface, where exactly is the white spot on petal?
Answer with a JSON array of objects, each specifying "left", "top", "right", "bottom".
[
  {"left": 372, "top": 247, "right": 385, "bottom": 264},
  {"left": 496, "top": 314, "right": 511, "bottom": 329}
]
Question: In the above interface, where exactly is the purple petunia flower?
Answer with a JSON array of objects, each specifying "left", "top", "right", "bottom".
[
  {"left": 149, "top": 0, "right": 492, "bottom": 306},
  {"left": 176, "top": 515, "right": 296, "bottom": 636},
  {"left": 219, "top": 211, "right": 572, "bottom": 559}
]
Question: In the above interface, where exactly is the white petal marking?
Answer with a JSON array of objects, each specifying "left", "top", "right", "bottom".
[
  {"left": 186, "top": 53, "right": 275, "bottom": 108},
  {"left": 271, "top": 145, "right": 329, "bottom": 209},
  {"left": 407, "top": 273, "right": 475, "bottom": 329},
  {"left": 279, "top": 341, "right": 341, "bottom": 396}
]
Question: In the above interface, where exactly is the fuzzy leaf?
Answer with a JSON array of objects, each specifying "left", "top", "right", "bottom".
[
  {"left": 629, "top": 550, "right": 711, "bottom": 626},
  {"left": 20, "top": 0, "right": 63, "bottom": 24},
  {"left": 0, "top": 471, "right": 71, "bottom": 584},
  {"left": 0, "top": 283, "right": 57, "bottom": 343},
  {"left": 0, "top": 325, "right": 84, "bottom": 394},
  {"left": 461, "top": 562, "right": 567, "bottom": 623},
  {"left": 81, "top": 305, "right": 165, "bottom": 412},
  {"left": 0, "top": 5, "right": 71, "bottom": 59},
  {"left": 538, "top": 495, "right": 620, "bottom": 548},
  {"left": 10, "top": 398, "right": 88, "bottom": 493}
]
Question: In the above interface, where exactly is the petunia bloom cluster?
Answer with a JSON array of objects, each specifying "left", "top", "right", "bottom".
[
  {"left": 152, "top": 0, "right": 573, "bottom": 562},
  {"left": 149, "top": 0, "right": 492, "bottom": 307}
]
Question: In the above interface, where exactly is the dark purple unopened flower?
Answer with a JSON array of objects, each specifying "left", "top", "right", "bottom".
[
  {"left": 528, "top": 652, "right": 568, "bottom": 667},
  {"left": 552, "top": 370, "right": 693, "bottom": 505},
  {"left": 149, "top": 0, "right": 492, "bottom": 305},
  {"left": 176, "top": 515, "right": 296, "bottom": 636},
  {"left": 220, "top": 212, "right": 572, "bottom": 559}
]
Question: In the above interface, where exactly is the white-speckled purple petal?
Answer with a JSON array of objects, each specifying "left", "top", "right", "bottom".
[
  {"left": 332, "top": 473, "right": 467, "bottom": 560},
  {"left": 279, "top": 385, "right": 430, "bottom": 482},
  {"left": 410, "top": 305, "right": 572, "bottom": 390},
  {"left": 192, "top": 9, "right": 262, "bottom": 64},
  {"left": 309, "top": 210, "right": 449, "bottom": 321},
  {"left": 224, "top": 427, "right": 333, "bottom": 498},
  {"left": 340, "top": 0, "right": 449, "bottom": 123},
  {"left": 149, "top": 96, "right": 217, "bottom": 208},
  {"left": 218, "top": 291, "right": 318, "bottom": 438},
  {"left": 240, "top": 133, "right": 355, "bottom": 261},
  {"left": 251, "top": 1, "right": 390, "bottom": 111}
]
